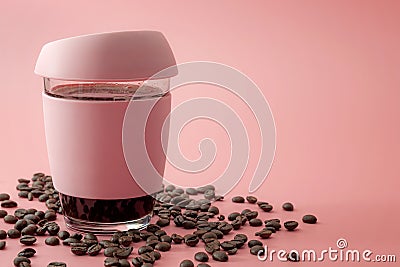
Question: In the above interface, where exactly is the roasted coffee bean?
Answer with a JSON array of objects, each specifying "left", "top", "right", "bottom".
[
  {"left": 87, "top": 244, "right": 102, "bottom": 256},
  {"left": 146, "top": 235, "right": 159, "bottom": 242},
  {"left": 18, "top": 248, "right": 36, "bottom": 258},
  {"left": 18, "top": 178, "right": 30, "bottom": 184},
  {"left": 38, "top": 194, "right": 49, "bottom": 202},
  {"left": 114, "top": 247, "right": 133, "bottom": 259},
  {"left": 84, "top": 233, "right": 97, "bottom": 240},
  {"left": 146, "top": 224, "right": 160, "bottom": 233},
  {"left": 232, "top": 196, "right": 245, "bottom": 203},
  {"left": 234, "top": 233, "right": 248, "bottom": 243},
  {"left": 171, "top": 233, "right": 184, "bottom": 244},
  {"left": 217, "top": 223, "right": 233, "bottom": 235},
  {"left": 15, "top": 219, "right": 28, "bottom": 231},
  {"left": 104, "top": 246, "right": 120, "bottom": 257},
  {"left": 13, "top": 256, "right": 31, "bottom": 266},
  {"left": 82, "top": 238, "right": 98, "bottom": 247},
  {"left": 155, "top": 241, "right": 171, "bottom": 251},
  {"left": 184, "top": 234, "right": 199, "bottom": 247},
  {"left": 36, "top": 227, "right": 47, "bottom": 236},
  {"left": 27, "top": 193, "right": 33, "bottom": 201},
  {"left": 0, "top": 193, "right": 10, "bottom": 201},
  {"left": 138, "top": 245, "right": 154, "bottom": 254},
  {"left": 47, "top": 223, "right": 60, "bottom": 235},
  {"left": 302, "top": 214, "right": 317, "bottom": 224},
  {"left": 205, "top": 239, "right": 220, "bottom": 254},
  {"left": 0, "top": 209, "right": 7, "bottom": 218},
  {"left": 196, "top": 185, "right": 215, "bottom": 194},
  {"left": 180, "top": 259, "right": 194, "bottom": 267},
  {"left": 185, "top": 188, "right": 198, "bottom": 195},
  {"left": 154, "top": 229, "right": 167, "bottom": 237},
  {"left": 119, "top": 259, "right": 131, "bottom": 267},
  {"left": 198, "top": 264, "right": 211, "bottom": 267},
  {"left": 227, "top": 212, "right": 240, "bottom": 221},
  {"left": 21, "top": 225, "right": 37, "bottom": 236},
  {"left": 131, "top": 256, "right": 144, "bottom": 267},
  {"left": 264, "top": 226, "right": 276, "bottom": 233},
  {"left": 212, "top": 250, "right": 229, "bottom": 262},
  {"left": 24, "top": 214, "right": 40, "bottom": 223},
  {"left": 284, "top": 221, "right": 299, "bottom": 231},
  {"left": 18, "top": 191, "right": 29, "bottom": 198},
  {"left": 104, "top": 257, "right": 119, "bottom": 266},
  {"left": 4, "top": 214, "right": 18, "bottom": 224},
  {"left": 47, "top": 262, "right": 67, "bottom": 267},
  {"left": 8, "top": 229, "right": 21, "bottom": 238},
  {"left": 264, "top": 220, "right": 281, "bottom": 230},
  {"left": 244, "top": 210, "right": 258, "bottom": 220},
  {"left": 229, "top": 239, "right": 245, "bottom": 249},
  {"left": 287, "top": 251, "right": 300, "bottom": 262},
  {"left": 99, "top": 240, "right": 118, "bottom": 248},
  {"left": 204, "top": 190, "right": 215, "bottom": 200},
  {"left": 160, "top": 235, "right": 172, "bottom": 243},
  {"left": 220, "top": 241, "right": 236, "bottom": 251},
  {"left": 249, "top": 218, "right": 263, "bottom": 227},
  {"left": 0, "top": 241, "right": 5, "bottom": 250},
  {"left": 14, "top": 209, "right": 28, "bottom": 218},
  {"left": 156, "top": 218, "right": 170, "bottom": 227},
  {"left": 0, "top": 230, "right": 6, "bottom": 239},
  {"left": 44, "top": 212, "right": 57, "bottom": 221},
  {"left": 70, "top": 233, "right": 83, "bottom": 241},
  {"left": 146, "top": 239, "right": 159, "bottom": 248},
  {"left": 71, "top": 245, "right": 87, "bottom": 256},
  {"left": 58, "top": 230, "right": 70, "bottom": 240},
  {"left": 45, "top": 236, "right": 60, "bottom": 246},
  {"left": 282, "top": 202, "right": 294, "bottom": 211},
  {"left": 210, "top": 229, "right": 224, "bottom": 239},
  {"left": 246, "top": 196, "right": 258, "bottom": 203},
  {"left": 250, "top": 245, "right": 265, "bottom": 255},
  {"left": 227, "top": 247, "right": 238, "bottom": 255},
  {"left": 255, "top": 230, "right": 272, "bottom": 239},
  {"left": 140, "top": 252, "right": 156, "bottom": 263},
  {"left": 20, "top": 235, "right": 37, "bottom": 245},
  {"left": 207, "top": 206, "right": 219, "bottom": 215},
  {"left": 201, "top": 232, "right": 218, "bottom": 242},
  {"left": 248, "top": 240, "right": 263, "bottom": 248},
  {"left": 183, "top": 220, "right": 196, "bottom": 229},
  {"left": 194, "top": 251, "right": 209, "bottom": 262},
  {"left": 119, "top": 236, "right": 132, "bottom": 247},
  {"left": 217, "top": 214, "right": 225, "bottom": 221},
  {"left": 259, "top": 203, "right": 273, "bottom": 212}
]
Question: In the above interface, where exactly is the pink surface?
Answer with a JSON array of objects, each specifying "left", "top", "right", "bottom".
[{"left": 0, "top": 1, "right": 399, "bottom": 266}]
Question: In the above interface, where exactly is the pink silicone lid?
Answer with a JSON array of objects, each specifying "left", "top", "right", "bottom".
[{"left": 34, "top": 31, "right": 177, "bottom": 81}]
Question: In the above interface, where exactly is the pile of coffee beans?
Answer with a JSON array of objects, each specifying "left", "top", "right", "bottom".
[{"left": 0, "top": 173, "right": 318, "bottom": 266}]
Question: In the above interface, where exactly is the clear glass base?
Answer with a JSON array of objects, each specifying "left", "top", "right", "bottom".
[{"left": 63, "top": 213, "right": 152, "bottom": 234}]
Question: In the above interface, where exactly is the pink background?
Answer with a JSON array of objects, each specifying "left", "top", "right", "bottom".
[{"left": 1, "top": 1, "right": 399, "bottom": 266}]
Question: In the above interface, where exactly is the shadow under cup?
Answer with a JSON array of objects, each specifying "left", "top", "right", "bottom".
[{"left": 42, "top": 80, "right": 171, "bottom": 233}]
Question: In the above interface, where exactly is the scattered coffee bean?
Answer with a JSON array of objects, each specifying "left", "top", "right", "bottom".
[
  {"left": 184, "top": 234, "right": 199, "bottom": 247},
  {"left": 0, "top": 241, "right": 5, "bottom": 250},
  {"left": 0, "top": 229, "right": 6, "bottom": 239},
  {"left": 185, "top": 188, "right": 198, "bottom": 195},
  {"left": 131, "top": 257, "right": 144, "bottom": 267},
  {"left": 104, "top": 257, "right": 119, "bottom": 266},
  {"left": 119, "top": 236, "right": 132, "bottom": 247},
  {"left": 212, "top": 250, "right": 229, "bottom": 262},
  {"left": 87, "top": 244, "right": 102, "bottom": 256},
  {"left": 232, "top": 196, "right": 245, "bottom": 203},
  {"left": 255, "top": 230, "right": 272, "bottom": 239},
  {"left": 0, "top": 193, "right": 10, "bottom": 201},
  {"left": 228, "top": 212, "right": 241, "bottom": 221},
  {"left": 13, "top": 256, "right": 31, "bottom": 267},
  {"left": 234, "top": 233, "right": 248, "bottom": 243},
  {"left": 249, "top": 218, "right": 263, "bottom": 227},
  {"left": 114, "top": 247, "right": 133, "bottom": 259},
  {"left": 156, "top": 218, "right": 170, "bottom": 227},
  {"left": 119, "top": 259, "right": 131, "bottom": 267},
  {"left": 0, "top": 210, "right": 7, "bottom": 218},
  {"left": 47, "top": 262, "right": 67, "bottom": 267},
  {"left": 57, "top": 230, "right": 70, "bottom": 240},
  {"left": 20, "top": 235, "right": 37, "bottom": 245},
  {"left": 171, "top": 233, "right": 184, "bottom": 244},
  {"left": 264, "top": 220, "right": 281, "bottom": 230},
  {"left": 4, "top": 214, "right": 18, "bottom": 224},
  {"left": 18, "top": 248, "right": 36, "bottom": 258},
  {"left": 284, "top": 221, "right": 299, "bottom": 231},
  {"left": 250, "top": 245, "right": 265, "bottom": 256},
  {"left": 259, "top": 204, "right": 273, "bottom": 212},
  {"left": 194, "top": 251, "right": 209, "bottom": 262},
  {"left": 71, "top": 245, "right": 87, "bottom": 256},
  {"left": 217, "top": 214, "right": 225, "bottom": 221},
  {"left": 180, "top": 259, "right": 194, "bottom": 267},
  {"left": 140, "top": 252, "right": 156, "bottom": 263},
  {"left": 220, "top": 241, "right": 236, "bottom": 251},
  {"left": 282, "top": 202, "right": 294, "bottom": 211},
  {"left": 302, "top": 214, "right": 317, "bottom": 224},
  {"left": 248, "top": 240, "right": 263, "bottom": 248},
  {"left": 1, "top": 200, "right": 18, "bottom": 208},
  {"left": 45, "top": 236, "right": 60, "bottom": 246},
  {"left": 155, "top": 241, "right": 171, "bottom": 252},
  {"left": 8, "top": 229, "right": 21, "bottom": 238},
  {"left": 246, "top": 196, "right": 258, "bottom": 204}
]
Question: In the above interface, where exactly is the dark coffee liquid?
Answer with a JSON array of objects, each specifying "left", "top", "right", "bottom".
[{"left": 60, "top": 193, "right": 155, "bottom": 223}]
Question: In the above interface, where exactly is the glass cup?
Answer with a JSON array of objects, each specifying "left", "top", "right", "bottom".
[{"left": 35, "top": 31, "right": 177, "bottom": 233}]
